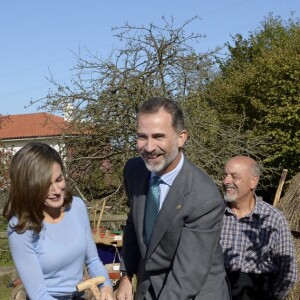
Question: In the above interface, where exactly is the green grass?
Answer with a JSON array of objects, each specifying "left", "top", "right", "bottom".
[
  {"left": 0, "top": 273, "right": 15, "bottom": 300},
  {"left": 0, "top": 228, "right": 15, "bottom": 299},
  {"left": 0, "top": 239, "right": 13, "bottom": 266}
]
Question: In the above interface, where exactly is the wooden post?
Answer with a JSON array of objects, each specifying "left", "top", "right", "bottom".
[
  {"left": 96, "top": 199, "right": 107, "bottom": 230},
  {"left": 273, "top": 169, "right": 288, "bottom": 207}
]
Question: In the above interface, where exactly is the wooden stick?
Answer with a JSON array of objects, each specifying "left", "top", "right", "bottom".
[
  {"left": 90, "top": 285, "right": 102, "bottom": 299},
  {"left": 96, "top": 199, "right": 107, "bottom": 230},
  {"left": 273, "top": 169, "right": 288, "bottom": 207},
  {"left": 93, "top": 202, "right": 99, "bottom": 230},
  {"left": 76, "top": 276, "right": 106, "bottom": 300}
]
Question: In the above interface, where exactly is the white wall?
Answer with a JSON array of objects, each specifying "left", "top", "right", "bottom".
[{"left": 1, "top": 137, "right": 65, "bottom": 157}]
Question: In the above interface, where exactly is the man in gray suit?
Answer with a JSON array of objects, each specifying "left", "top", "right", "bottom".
[{"left": 116, "top": 97, "right": 231, "bottom": 300}]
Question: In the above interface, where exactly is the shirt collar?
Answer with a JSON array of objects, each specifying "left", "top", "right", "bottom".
[
  {"left": 151, "top": 153, "right": 184, "bottom": 187},
  {"left": 225, "top": 194, "right": 260, "bottom": 218},
  {"left": 252, "top": 195, "right": 261, "bottom": 215}
]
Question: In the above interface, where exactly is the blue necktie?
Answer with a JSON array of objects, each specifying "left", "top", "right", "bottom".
[{"left": 144, "top": 176, "right": 161, "bottom": 245}]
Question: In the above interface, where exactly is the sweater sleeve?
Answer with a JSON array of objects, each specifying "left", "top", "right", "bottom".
[
  {"left": 78, "top": 199, "right": 112, "bottom": 288},
  {"left": 7, "top": 219, "right": 55, "bottom": 300}
]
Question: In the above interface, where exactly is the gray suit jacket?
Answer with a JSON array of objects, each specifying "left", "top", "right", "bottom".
[{"left": 120, "top": 156, "right": 231, "bottom": 300}]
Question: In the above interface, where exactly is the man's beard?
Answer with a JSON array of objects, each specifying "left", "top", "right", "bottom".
[
  {"left": 143, "top": 147, "right": 178, "bottom": 174},
  {"left": 224, "top": 193, "right": 237, "bottom": 203}
]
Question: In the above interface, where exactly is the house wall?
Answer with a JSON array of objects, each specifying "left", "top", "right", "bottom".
[{"left": 1, "top": 137, "right": 65, "bottom": 156}]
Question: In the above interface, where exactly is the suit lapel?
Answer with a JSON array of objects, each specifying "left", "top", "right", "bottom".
[{"left": 134, "top": 168, "right": 150, "bottom": 256}]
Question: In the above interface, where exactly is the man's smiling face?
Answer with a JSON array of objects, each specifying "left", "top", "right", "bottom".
[
  {"left": 136, "top": 108, "right": 186, "bottom": 175},
  {"left": 222, "top": 157, "right": 258, "bottom": 203}
]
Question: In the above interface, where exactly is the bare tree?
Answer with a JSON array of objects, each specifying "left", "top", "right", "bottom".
[
  {"left": 30, "top": 16, "right": 267, "bottom": 210},
  {"left": 29, "top": 17, "right": 217, "bottom": 211}
]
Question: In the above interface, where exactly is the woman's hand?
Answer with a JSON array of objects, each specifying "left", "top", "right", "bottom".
[{"left": 100, "top": 285, "right": 114, "bottom": 300}]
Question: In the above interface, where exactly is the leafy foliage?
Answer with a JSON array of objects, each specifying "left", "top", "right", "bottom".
[
  {"left": 28, "top": 14, "right": 300, "bottom": 206},
  {"left": 33, "top": 17, "right": 220, "bottom": 211},
  {"left": 204, "top": 14, "right": 300, "bottom": 197},
  {"left": 0, "top": 116, "right": 13, "bottom": 193}
]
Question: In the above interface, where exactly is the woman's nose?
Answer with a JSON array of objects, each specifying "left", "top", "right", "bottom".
[{"left": 50, "top": 183, "right": 60, "bottom": 193}]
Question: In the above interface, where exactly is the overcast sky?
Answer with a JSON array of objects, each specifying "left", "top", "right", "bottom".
[{"left": 1, "top": 0, "right": 299, "bottom": 115}]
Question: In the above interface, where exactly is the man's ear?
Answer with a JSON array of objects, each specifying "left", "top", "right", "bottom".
[
  {"left": 177, "top": 130, "right": 188, "bottom": 148},
  {"left": 250, "top": 175, "right": 259, "bottom": 190}
]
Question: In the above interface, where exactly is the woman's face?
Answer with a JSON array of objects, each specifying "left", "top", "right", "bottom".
[{"left": 44, "top": 162, "right": 66, "bottom": 210}]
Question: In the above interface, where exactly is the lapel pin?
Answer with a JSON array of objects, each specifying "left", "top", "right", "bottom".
[{"left": 176, "top": 204, "right": 181, "bottom": 210}]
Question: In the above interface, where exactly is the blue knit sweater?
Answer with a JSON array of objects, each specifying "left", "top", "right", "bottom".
[{"left": 8, "top": 196, "right": 111, "bottom": 300}]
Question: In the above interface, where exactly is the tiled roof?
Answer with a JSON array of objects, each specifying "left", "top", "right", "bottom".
[{"left": 0, "top": 113, "right": 67, "bottom": 139}]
